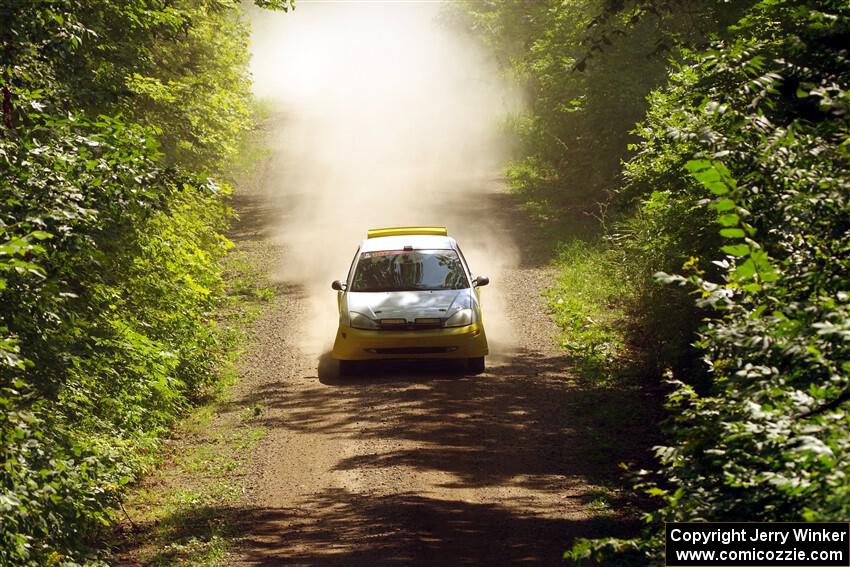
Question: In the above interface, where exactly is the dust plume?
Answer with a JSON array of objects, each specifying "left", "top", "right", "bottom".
[{"left": 247, "top": 1, "right": 521, "bottom": 355}]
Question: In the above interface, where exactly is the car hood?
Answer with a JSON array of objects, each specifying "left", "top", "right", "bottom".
[{"left": 346, "top": 289, "right": 472, "bottom": 321}]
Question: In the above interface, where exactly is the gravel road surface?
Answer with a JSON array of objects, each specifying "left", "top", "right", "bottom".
[{"left": 221, "top": 162, "right": 647, "bottom": 566}]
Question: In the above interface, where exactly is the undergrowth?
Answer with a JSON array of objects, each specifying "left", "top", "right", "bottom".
[
  {"left": 111, "top": 244, "right": 275, "bottom": 566},
  {"left": 546, "top": 239, "right": 630, "bottom": 385}
]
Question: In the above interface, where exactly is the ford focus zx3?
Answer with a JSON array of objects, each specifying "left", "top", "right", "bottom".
[{"left": 331, "top": 226, "right": 489, "bottom": 375}]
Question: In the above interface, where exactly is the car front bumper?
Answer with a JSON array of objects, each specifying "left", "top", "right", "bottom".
[{"left": 331, "top": 322, "right": 489, "bottom": 361}]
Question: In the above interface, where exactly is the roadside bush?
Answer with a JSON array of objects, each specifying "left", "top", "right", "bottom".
[
  {"left": 608, "top": 189, "right": 717, "bottom": 383},
  {"left": 0, "top": 1, "right": 290, "bottom": 564},
  {"left": 568, "top": 0, "right": 850, "bottom": 563},
  {"left": 546, "top": 240, "right": 630, "bottom": 383}
]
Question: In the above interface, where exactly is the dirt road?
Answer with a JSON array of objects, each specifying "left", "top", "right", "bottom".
[
  {"left": 220, "top": 164, "right": 650, "bottom": 565},
  {"left": 215, "top": 6, "right": 652, "bottom": 563}
]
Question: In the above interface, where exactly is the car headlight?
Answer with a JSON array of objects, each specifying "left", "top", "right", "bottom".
[
  {"left": 444, "top": 308, "right": 474, "bottom": 327},
  {"left": 349, "top": 311, "right": 379, "bottom": 330}
]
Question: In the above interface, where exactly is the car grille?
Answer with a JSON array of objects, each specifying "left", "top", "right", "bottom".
[
  {"left": 366, "top": 347, "right": 458, "bottom": 355},
  {"left": 378, "top": 318, "right": 443, "bottom": 331}
]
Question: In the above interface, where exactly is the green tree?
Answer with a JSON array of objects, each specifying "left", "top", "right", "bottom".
[
  {"left": 568, "top": 0, "right": 850, "bottom": 562},
  {"left": 0, "top": 1, "right": 291, "bottom": 564}
]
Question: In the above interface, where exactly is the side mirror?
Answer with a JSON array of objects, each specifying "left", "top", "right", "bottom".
[
  {"left": 331, "top": 280, "right": 346, "bottom": 291},
  {"left": 473, "top": 275, "right": 489, "bottom": 287}
]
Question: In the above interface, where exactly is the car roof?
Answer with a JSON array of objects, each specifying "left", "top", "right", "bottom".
[{"left": 360, "top": 234, "right": 457, "bottom": 253}]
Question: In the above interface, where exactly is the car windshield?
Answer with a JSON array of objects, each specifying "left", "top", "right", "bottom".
[{"left": 350, "top": 249, "right": 468, "bottom": 292}]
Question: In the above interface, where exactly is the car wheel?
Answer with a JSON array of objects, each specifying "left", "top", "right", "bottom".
[{"left": 467, "top": 356, "right": 485, "bottom": 374}]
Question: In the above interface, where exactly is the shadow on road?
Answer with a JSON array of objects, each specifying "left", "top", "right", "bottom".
[
  {"left": 218, "top": 341, "right": 656, "bottom": 565},
  {"left": 230, "top": 491, "right": 635, "bottom": 566},
  {"left": 117, "top": 491, "right": 638, "bottom": 566},
  {"left": 247, "top": 350, "right": 654, "bottom": 489},
  {"left": 317, "top": 352, "right": 471, "bottom": 386}
]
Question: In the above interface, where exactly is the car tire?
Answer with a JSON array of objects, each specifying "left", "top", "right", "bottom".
[
  {"left": 467, "top": 356, "right": 485, "bottom": 374},
  {"left": 338, "top": 360, "right": 359, "bottom": 377}
]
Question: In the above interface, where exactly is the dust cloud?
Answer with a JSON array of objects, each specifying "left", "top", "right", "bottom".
[{"left": 247, "top": 1, "right": 521, "bottom": 356}]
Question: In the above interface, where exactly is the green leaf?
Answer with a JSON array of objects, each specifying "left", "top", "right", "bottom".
[
  {"left": 735, "top": 258, "right": 756, "bottom": 280},
  {"left": 722, "top": 244, "right": 750, "bottom": 257},
  {"left": 685, "top": 159, "right": 737, "bottom": 195},
  {"left": 712, "top": 199, "right": 736, "bottom": 212},
  {"left": 720, "top": 228, "right": 746, "bottom": 238},
  {"left": 718, "top": 213, "right": 740, "bottom": 227}
]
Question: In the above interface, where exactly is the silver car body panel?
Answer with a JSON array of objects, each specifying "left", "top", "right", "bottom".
[{"left": 340, "top": 234, "right": 481, "bottom": 326}]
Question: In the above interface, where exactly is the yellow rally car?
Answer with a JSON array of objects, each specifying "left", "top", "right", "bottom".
[{"left": 331, "top": 226, "right": 489, "bottom": 375}]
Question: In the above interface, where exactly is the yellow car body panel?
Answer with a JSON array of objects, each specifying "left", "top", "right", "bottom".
[
  {"left": 332, "top": 322, "right": 488, "bottom": 361},
  {"left": 367, "top": 226, "right": 447, "bottom": 239}
]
